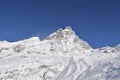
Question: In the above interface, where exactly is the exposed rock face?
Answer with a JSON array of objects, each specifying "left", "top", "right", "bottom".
[{"left": 45, "top": 26, "right": 91, "bottom": 50}]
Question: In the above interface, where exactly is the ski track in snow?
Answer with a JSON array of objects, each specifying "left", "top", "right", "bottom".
[{"left": 54, "top": 58, "right": 91, "bottom": 80}]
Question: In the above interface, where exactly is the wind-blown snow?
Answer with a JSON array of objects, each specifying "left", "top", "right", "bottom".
[{"left": 0, "top": 26, "right": 120, "bottom": 80}]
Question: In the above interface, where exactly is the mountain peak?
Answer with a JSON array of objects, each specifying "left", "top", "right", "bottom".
[
  {"left": 64, "top": 26, "right": 72, "bottom": 30},
  {"left": 45, "top": 26, "right": 91, "bottom": 49},
  {"left": 45, "top": 26, "right": 75, "bottom": 40}
]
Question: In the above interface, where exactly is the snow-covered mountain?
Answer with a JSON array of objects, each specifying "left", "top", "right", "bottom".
[{"left": 0, "top": 26, "right": 120, "bottom": 80}]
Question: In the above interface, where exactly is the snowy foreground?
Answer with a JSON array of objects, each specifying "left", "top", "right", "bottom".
[{"left": 0, "top": 27, "right": 120, "bottom": 80}]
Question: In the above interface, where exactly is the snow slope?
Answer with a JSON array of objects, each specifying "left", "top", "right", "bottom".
[{"left": 0, "top": 26, "right": 120, "bottom": 80}]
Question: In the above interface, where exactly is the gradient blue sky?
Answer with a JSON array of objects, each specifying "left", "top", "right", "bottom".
[{"left": 0, "top": 0, "right": 120, "bottom": 48}]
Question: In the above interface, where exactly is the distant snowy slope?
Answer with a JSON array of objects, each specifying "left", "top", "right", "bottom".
[{"left": 0, "top": 26, "right": 120, "bottom": 80}]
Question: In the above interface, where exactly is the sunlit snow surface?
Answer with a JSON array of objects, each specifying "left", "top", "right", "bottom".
[{"left": 0, "top": 27, "right": 120, "bottom": 80}]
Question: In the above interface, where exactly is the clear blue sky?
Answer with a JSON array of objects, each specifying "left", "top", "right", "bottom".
[{"left": 0, "top": 0, "right": 120, "bottom": 48}]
